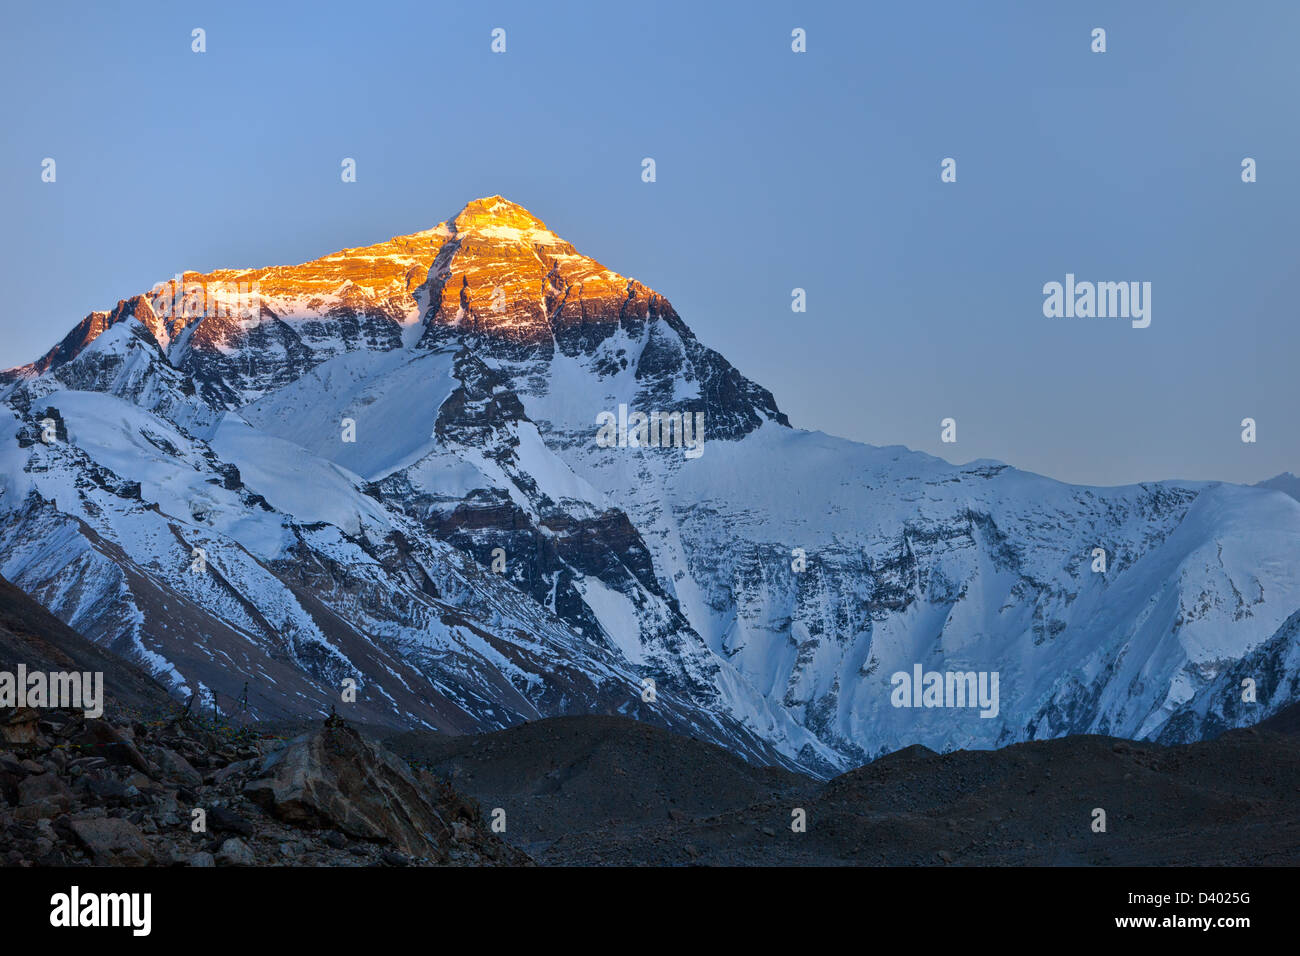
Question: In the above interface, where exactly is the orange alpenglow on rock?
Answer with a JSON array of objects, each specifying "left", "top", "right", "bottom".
[
  {"left": 420, "top": 196, "right": 658, "bottom": 348},
  {"left": 10, "top": 196, "right": 668, "bottom": 378},
  {"left": 187, "top": 194, "right": 652, "bottom": 350}
]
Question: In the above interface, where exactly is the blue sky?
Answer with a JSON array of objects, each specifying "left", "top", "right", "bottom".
[{"left": 2, "top": 0, "right": 1296, "bottom": 486}]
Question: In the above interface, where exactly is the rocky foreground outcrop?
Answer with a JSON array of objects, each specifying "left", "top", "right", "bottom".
[{"left": 0, "top": 707, "right": 528, "bottom": 867}]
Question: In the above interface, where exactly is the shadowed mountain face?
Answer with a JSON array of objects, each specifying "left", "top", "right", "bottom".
[
  {"left": 0, "top": 573, "right": 173, "bottom": 716},
  {"left": 1, "top": 196, "right": 1298, "bottom": 777}
]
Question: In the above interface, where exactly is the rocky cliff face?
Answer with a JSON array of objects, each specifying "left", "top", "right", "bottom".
[{"left": 2, "top": 196, "right": 1297, "bottom": 776}]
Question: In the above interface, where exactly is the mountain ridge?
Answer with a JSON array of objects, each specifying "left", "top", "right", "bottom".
[{"left": 1, "top": 196, "right": 1296, "bottom": 776}]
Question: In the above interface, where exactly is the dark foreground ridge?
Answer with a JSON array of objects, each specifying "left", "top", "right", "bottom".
[{"left": 388, "top": 710, "right": 1300, "bottom": 866}]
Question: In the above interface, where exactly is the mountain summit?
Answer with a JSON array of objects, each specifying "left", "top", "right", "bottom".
[
  {"left": 1, "top": 198, "right": 1298, "bottom": 775},
  {"left": 6, "top": 197, "right": 787, "bottom": 433},
  {"left": 449, "top": 195, "right": 554, "bottom": 233},
  {"left": 418, "top": 195, "right": 658, "bottom": 352},
  {"left": 3, "top": 196, "right": 607, "bottom": 377}
]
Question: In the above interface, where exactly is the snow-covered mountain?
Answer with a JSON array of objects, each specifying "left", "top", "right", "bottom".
[
  {"left": 3, "top": 196, "right": 1297, "bottom": 775},
  {"left": 1256, "top": 472, "right": 1300, "bottom": 504}
]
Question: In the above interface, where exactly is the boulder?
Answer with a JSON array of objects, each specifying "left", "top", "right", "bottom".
[
  {"left": 208, "top": 805, "right": 254, "bottom": 837},
  {"left": 152, "top": 747, "right": 202, "bottom": 788},
  {"left": 17, "top": 772, "right": 75, "bottom": 815},
  {"left": 73, "top": 720, "right": 153, "bottom": 775},
  {"left": 0, "top": 708, "right": 39, "bottom": 746},
  {"left": 68, "top": 816, "right": 154, "bottom": 865},
  {"left": 216, "top": 837, "right": 256, "bottom": 866},
  {"left": 244, "top": 721, "right": 449, "bottom": 857}
]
